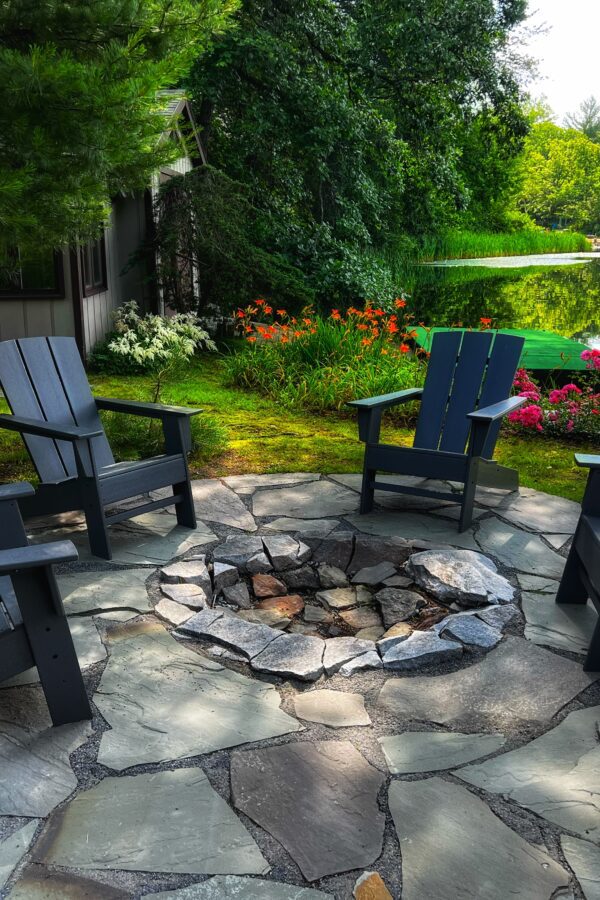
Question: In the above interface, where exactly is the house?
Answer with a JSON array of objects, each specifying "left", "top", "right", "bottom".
[{"left": 0, "top": 92, "right": 205, "bottom": 360}]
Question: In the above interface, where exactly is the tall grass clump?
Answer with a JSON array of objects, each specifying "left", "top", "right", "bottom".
[
  {"left": 224, "top": 300, "right": 427, "bottom": 418},
  {"left": 417, "top": 228, "right": 590, "bottom": 261}
]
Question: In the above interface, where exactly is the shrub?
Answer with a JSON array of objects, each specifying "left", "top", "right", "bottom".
[
  {"left": 223, "top": 299, "right": 427, "bottom": 416},
  {"left": 508, "top": 362, "right": 600, "bottom": 439},
  {"left": 89, "top": 301, "right": 216, "bottom": 378}
]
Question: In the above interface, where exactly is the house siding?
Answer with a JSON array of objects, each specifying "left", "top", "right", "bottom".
[{"left": 0, "top": 249, "right": 76, "bottom": 343}]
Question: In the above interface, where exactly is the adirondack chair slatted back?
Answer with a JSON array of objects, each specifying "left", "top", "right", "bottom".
[
  {"left": 0, "top": 337, "right": 114, "bottom": 481},
  {"left": 413, "top": 330, "right": 524, "bottom": 456}
]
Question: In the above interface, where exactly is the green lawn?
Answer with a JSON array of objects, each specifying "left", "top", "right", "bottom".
[{"left": 0, "top": 355, "right": 593, "bottom": 502}]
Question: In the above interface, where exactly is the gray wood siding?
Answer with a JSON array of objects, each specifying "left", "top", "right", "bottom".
[{"left": 0, "top": 250, "right": 76, "bottom": 342}]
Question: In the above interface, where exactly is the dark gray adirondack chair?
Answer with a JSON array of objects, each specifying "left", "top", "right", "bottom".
[
  {"left": 348, "top": 330, "right": 526, "bottom": 531},
  {"left": 0, "top": 336, "right": 200, "bottom": 560},
  {"left": 555, "top": 454, "right": 600, "bottom": 671},
  {"left": 0, "top": 482, "right": 92, "bottom": 725}
]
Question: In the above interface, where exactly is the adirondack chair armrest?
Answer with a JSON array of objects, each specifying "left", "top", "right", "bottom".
[
  {"left": 95, "top": 398, "right": 202, "bottom": 419},
  {"left": 0, "top": 414, "right": 103, "bottom": 442},
  {"left": 468, "top": 396, "right": 526, "bottom": 423},
  {"left": 0, "top": 482, "right": 35, "bottom": 503},
  {"left": 0, "top": 539, "right": 78, "bottom": 574},
  {"left": 347, "top": 388, "right": 423, "bottom": 411},
  {"left": 575, "top": 453, "right": 600, "bottom": 469}
]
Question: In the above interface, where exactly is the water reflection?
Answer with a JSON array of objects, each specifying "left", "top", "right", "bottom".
[{"left": 407, "top": 259, "right": 600, "bottom": 346}]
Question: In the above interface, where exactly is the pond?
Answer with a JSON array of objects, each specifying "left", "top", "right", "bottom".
[{"left": 406, "top": 253, "right": 600, "bottom": 349}]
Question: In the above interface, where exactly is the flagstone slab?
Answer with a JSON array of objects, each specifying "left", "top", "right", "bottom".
[
  {"left": 339, "top": 651, "right": 383, "bottom": 676},
  {"left": 213, "top": 536, "right": 265, "bottom": 568},
  {"left": 0, "top": 820, "right": 39, "bottom": 889},
  {"left": 253, "top": 481, "right": 360, "bottom": 519},
  {"left": 522, "top": 592, "right": 597, "bottom": 654},
  {"left": 345, "top": 512, "right": 479, "bottom": 550},
  {"left": 388, "top": 777, "right": 569, "bottom": 900},
  {"left": 35, "top": 768, "right": 269, "bottom": 875},
  {"left": 323, "top": 637, "right": 377, "bottom": 675},
  {"left": 517, "top": 573, "right": 559, "bottom": 593},
  {"left": 440, "top": 615, "right": 502, "bottom": 649},
  {"left": 144, "top": 876, "right": 332, "bottom": 899},
  {"left": 9, "top": 869, "right": 132, "bottom": 899},
  {"left": 224, "top": 473, "right": 321, "bottom": 495},
  {"left": 110, "top": 519, "right": 217, "bottom": 566},
  {"left": 0, "top": 686, "right": 91, "bottom": 816},
  {"left": 154, "top": 596, "right": 195, "bottom": 627},
  {"left": 189, "top": 480, "right": 257, "bottom": 531},
  {"left": 378, "top": 731, "right": 505, "bottom": 774},
  {"left": 348, "top": 535, "right": 412, "bottom": 574},
  {"left": 561, "top": 836, "right": 600, "bottom": 900},
  {"left": 251, "top": 634, "right": 325, "bottom": 681},
  {"left": 263, "top": 518, "right": 340, "bottom": 537},
  {"left": 381, "top": 631, "right": 462, "bottom": 670},
  {"left": 294, "top": 689, "right": 371, "bottom": 727},
  {"left": 378, "top": 636, "right": 597, "bottom": 725},
  {"left": 476, "top": 517, "right": 565, "bottom": 578},
  {"left": 545, "top": 533, "right": 571, "bottom": 550},
  {"left": 496, "top": 490, "right": 580, "bottom": 534},
  {"left": 456, "top": 705, "right": 600, "bottom": 843},
  {"left": 194, "top": 610, "right": 282, "bottom": 660},
  {"left": 160, "top": 582, "right": 209, "bottom": 609},
  {"left": 230, "top": 741, "right": 385, "bottom": 881},
  {"left": 58, "top": 568, "right": 152, "bottom": 618},
  {"left": 94, "top": 621, "right": 299, "bottom": 770}
]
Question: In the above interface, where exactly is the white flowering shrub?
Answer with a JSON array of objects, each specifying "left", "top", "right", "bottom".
[{"left": 102, "top": 301, "right": 216, "bottom": 373}]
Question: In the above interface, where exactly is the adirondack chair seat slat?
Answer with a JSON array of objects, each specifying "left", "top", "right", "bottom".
[
  {"left": 348, "top": 330, "right": 526, "bottom": 531},
  {"left": 0, "top": 483, "right": 91, "bottom": 723},
  {"left": 0, "top": 337, "right": 199, "bottom": 559},
  {"left": 556, "top": 456, "right": 600, "bottom": 671}
]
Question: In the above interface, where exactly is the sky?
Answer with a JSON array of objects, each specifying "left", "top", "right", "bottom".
[{"left": 525, "top": 0, "right": 600, "bottom": 123}]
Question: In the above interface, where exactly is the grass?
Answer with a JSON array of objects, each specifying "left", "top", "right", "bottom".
[
  {"left": 0, "top": 354, "right": 593, "bottom": 502},
  {"left": 416, "top": 228, "right": 590, "bottom": 261}
]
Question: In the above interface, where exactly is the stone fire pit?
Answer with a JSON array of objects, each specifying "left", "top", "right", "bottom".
[{"left": 155, "top": 534, "right": 517, "bottom": 681}]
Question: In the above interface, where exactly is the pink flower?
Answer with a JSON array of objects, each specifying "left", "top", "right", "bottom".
[{"left": 567, "top": 420, "right": 574, "bottom": 432}]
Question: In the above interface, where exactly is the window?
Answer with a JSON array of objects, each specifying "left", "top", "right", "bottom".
[
  {"left": 0, "top": 248, "right": 64, "bottom": 297},
  {"left": 81, "top": 236, "right": 107, "bottom": 296}
]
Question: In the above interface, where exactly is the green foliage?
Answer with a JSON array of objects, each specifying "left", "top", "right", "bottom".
[
  {"left": 172, "top": 0, "right": 529, "bottom": 311},
  {"left": 224, "top": 305, "right": 427, "bottom": 415},
  {"left": 0, "top": 0, "right": 237, "bottom": 259},
  {"left": 101, "top": 408, "right": 228, "bottom": 464},
  {"left": 517, "top": 123, "right": 600, "bottom": 232},
  {"left": 416, "top": 228, "right": 590, "bottom": 262},
  {"left": 90, "top": 301, "right": 216, "bottom": 375}
]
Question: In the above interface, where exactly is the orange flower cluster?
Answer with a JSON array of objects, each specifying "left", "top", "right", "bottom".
[{"left": 234, "top": 297, "right": 421, "bottom": 358}]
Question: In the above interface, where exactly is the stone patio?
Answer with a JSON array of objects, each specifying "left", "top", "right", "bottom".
[{"left": 0, "top": 472, "right": 598, "bottom": 899}]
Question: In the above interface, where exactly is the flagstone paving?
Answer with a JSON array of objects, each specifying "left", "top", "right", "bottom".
[
  {"left": 456, "top": 706, "right": 600, "bottom": 842},
  {"left": 378, "top": 731, "right": 506, "bottom": 774},
  {"left": 2, "top": 472, "right": 600, "bottom": 899},
  {"left": 144, "top": 877, "right": 332, "bottom": 899},
  {"left": 231, "top": 741, "right": 385, "bottom": 881},
  {"left": 34, "top": 769, "right": 269, "bottom": 875},
  {"left": 388, "top": 778, "right": 570, "bottom": 900},
  {"left": 94, "top": 621, "right": 300, "bottom": 769}
]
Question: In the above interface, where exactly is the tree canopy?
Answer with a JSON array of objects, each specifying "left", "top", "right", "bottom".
[
  {"left": 155, "top": 0, "right": 529, "bottom": 312},
  {"left": 0, "top": 0, "right": 236, "bottom": 260},
  {"left": 565, "top": 96, "right": 600, "bottom": 144},
  {"left": 517, "top": 122, "right": 600, "bottom": 233}
]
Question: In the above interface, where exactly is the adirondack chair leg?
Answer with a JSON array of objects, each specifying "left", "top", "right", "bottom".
[
  {"left": 163, "top": 417, "right": 196, "bottom": 529},
  {"left": 584, "top": 618, "right": 600, "bottom": 672},
  {"left": 81, "top": 481, "right": 112, "bottom": 560},
  {"left": 360, "top": 464, "right": 376, "bottom": 514},
  {"left": 458, "top": 458, "right": 479, "bottom": 532},
  {"left": 11, "top": 568, "right": 92, "bottom": 725},
  {"left": 555, "top": 542, "right": 588, "bottom": 605}
]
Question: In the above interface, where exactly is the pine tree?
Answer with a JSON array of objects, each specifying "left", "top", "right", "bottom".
[{"left": 0, "top": 0, "right": 236, "bottom": 261}]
